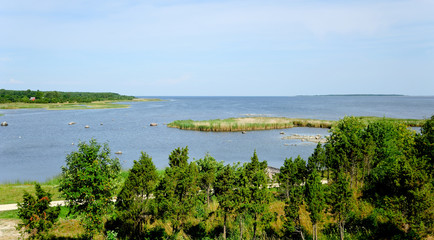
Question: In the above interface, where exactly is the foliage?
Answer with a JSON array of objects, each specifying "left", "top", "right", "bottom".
[
  {"left": 278, "top": 156, "right": 307, "bottom": 240},
  {"left": 155, "top": 147, "right": 200, "bottom": 234},
  {"left": 16, "top": 183, "right": 60, "bottom": 239},
  {"left": 214, "top": 164, "right": 239, "bottom": 240},
  {"left": 0, "top": 89, "right": 134, "bottom": 103},
  {"left": 238, "top": 151, "right": 273, "bottom": 240},
  {"left": 113, "top": 152, "right": 159, "bottom": 239},
  {"left": 305, "top": 169, "right": 325, "bottom": 240},
  {"left": 416, "top": 115, "right": 434, "bottom": 175},
  {"left": 59, "top": 139, "right": 121, "bottom": 238},
  {"left": 329, "top": 170, "right": 353, "bottom": 240},
  {"left": 196, "top": 154, "right": 224, "bottom": 206}
]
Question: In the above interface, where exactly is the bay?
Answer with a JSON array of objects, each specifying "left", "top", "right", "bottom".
[{"left": 0, "top": 95, "right": 433, "bottom": 182}]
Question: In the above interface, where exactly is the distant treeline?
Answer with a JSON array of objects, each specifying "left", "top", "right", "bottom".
[{"left": 0, "top": 89, "right": 134, "bottom": 103}]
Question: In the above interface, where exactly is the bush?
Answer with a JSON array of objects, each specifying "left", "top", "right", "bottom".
[{"left": 16, "top": 183, "right": 60, "bottom": 239}]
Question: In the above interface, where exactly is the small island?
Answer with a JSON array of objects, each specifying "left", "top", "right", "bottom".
[
  {"left": 0, "top": 89, "right": 161, "bottom": 110},
  {"left": 168, "top": 116, "right": 424, "bottom": 132}
]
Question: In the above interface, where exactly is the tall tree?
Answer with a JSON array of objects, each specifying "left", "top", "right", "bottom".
[
  {"left": 278, "top": 156, "right": 306, "bottom": 201},
  {"left": 196, "top": 153, "right": 223, "bottom": 206},
  {"left": 155, "top": 147, "right": 200, "bottom": 235},
  {"left": 279, "top": 156, "right": 307, "bottom": 240},
  {"left": 416, "top": 115, "right": 434, "bottom": 175},
  {"left": 326, "top": 116, "right": 365, "bottom": 187},
  {"left": 115, "top": 152, "right": 159, "bottom": 239},
  {"left": 240, "top": 151, "right": 272, "bottom": 240},
  {"left": 329, "top": 170, "right": 353, "bottom": 240},
  {"left": 305, "top": 169, "right": 325, "bottom": 240},
  {"left": 215, "top": 164, "right": 238, "bottom": 240},
  {"left": 59, "top": 139, "right": 121, "bottom": 238}
]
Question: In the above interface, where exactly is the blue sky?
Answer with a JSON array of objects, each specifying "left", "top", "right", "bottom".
[{"left": 1, "top": 0, "right": 433, "bottom": 96}]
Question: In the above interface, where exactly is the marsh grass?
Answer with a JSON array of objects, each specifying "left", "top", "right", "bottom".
[
  {"left": 0, "top": 98, "right": 161, "bottom": 110},
  {"left": 168, "top": 117, "right": 335, "bottom": 132},
  {"left": 168, "top": 116, "right": 424, "bottom": 132}
]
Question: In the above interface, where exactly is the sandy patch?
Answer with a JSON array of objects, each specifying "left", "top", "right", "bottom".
[{"left": 0, "top": 219, "right": 20, "bottom": 240}]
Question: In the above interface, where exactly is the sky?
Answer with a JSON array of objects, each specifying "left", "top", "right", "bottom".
[{"left": 1, "top": 0, "right": 433, "bottom": 96}]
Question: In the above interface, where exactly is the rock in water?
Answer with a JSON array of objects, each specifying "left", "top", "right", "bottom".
[
  {"left": 150, "top": 123, "right": 158, "bottom": 126},
  {"left": 68, "top": 122, "right": 76, "bottom": 125},
  {"left": 85, "top": 125, "right": 90, "bottom": 128},
  {"left": 115, "top": 151, "right": 122, "bottom": 154},
  {"left": 1, "top": 121, "right": 8, "bottom": 126}
]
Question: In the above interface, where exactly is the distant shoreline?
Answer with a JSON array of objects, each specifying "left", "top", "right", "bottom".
[{"left": 0, "top": 98, "right": 162, "bottom": 110}]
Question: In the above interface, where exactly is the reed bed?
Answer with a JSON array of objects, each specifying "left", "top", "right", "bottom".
[
  {"left": 167, "top": 117, "right": 335, "bottom": 132},
  {"left": 167, "top": 116, "right": 425, "bottom": 132}
]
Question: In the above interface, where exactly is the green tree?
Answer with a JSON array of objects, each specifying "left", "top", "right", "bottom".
[
  {"left": 115, "top": 152, "right": 158, "bottom": 239},
  {"left": 196, "top": 153, "right": 224, "bottom": 206},
  {"left": 305, "top": 168, "right": 325, "bottom": 240},
  {"left": 17, "top": 183, "right": 60, "bottom": 239},
  {"left": 59, "top": 139, "right": 121, "bottom": 238},
  {"left": 326, "top": 116, "right": 365, "bottom": 187},
  {"left": 307, "top": 143, "right": 326, "bottom": 177},
  {"left": 239, "top": 151, "right": 272, "bottom": 240},
  {"left": 215, "top": 164, "right": 238, "bottom": 240},
  {"left": 278, "top": 156, "right": 306, "bottom": 201},
  {"left": 155, "top": 147, "right": 200, "bottom": 235},
  {"left": 329, "top": 170, "right": 353, "bottom": 240},
  {"left": 416, "top": 115, "right": 434, "bottom": 175},
  {"left": 279, "top": 156, "right": 307, "bottom": 240}
]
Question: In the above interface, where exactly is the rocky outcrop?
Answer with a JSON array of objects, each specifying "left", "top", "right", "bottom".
[{"left": 281, "top": 134, "right": 327, "bottom": 143}]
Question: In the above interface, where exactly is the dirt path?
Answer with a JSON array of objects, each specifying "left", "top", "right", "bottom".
[
  {"left": 0, "top": 201, "right": 66, "bottom": 212},
  {"left": 0, "top": 219, "right": 20, "bottom": 240}
]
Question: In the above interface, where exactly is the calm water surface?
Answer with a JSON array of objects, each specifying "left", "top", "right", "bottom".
[{"left": 0, "top": 96, "right": 433, "bottom": 182}]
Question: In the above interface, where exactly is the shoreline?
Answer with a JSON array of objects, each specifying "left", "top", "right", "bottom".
[{"left": 0, "top": 98, "right": 162, "bottom": 110}]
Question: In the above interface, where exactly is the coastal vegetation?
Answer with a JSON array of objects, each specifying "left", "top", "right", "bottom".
[
  {"left": 168, "top": 116, "right": 425, "bottom": 131},
  {"left": 0, "top": 89, "right": 134, "bottom": 103},
  {"left": 1, "top": 115, "right": 433, "bottom": 239},
  {"left": 0, "top": 89, "right": 161, "bottom": 110}
]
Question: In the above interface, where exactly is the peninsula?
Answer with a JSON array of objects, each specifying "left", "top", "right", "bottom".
[{"left": 0, "top": 89, "right": 161, "bottom": 110}]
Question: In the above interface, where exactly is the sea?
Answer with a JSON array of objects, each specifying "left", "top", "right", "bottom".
[{"left": 0, "top": 95, "right": 433, "bottom": 183}]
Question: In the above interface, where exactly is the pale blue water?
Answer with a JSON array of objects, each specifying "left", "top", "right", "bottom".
[{"left": 0, "top": 96, "right": 433, "bottom": 182}]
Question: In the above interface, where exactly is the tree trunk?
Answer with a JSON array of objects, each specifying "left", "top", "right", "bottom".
[
  {"left": 300, "top": 230, "right": 305, "bottom": 240},
  {"left": 253, "top": 219, "right": 257, "bottom": 240},
  {"left": 207, "top": 185, "right": 210, "bottom": 206},
  {"left": 312, "top": 223, "right": 316, "bottom": 240},
  {"left": 339, "top": 221, "right": 345, "bottom": 240},
  {"left": 223, "top": 214, "right": 227, "bottom": 240},
  {"left": 239, "top": 216, "right": 243, "bottom": 240}
]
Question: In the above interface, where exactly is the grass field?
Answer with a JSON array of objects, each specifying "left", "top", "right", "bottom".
[
  {"left": 167, "top": 116, "right": 425, "bottom": 132},
  {"left": 0, "top": 98, "right": 162, "bottom": 110}
]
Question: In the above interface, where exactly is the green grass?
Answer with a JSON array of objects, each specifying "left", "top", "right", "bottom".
[
  {"left": 0, "top": 169, "right": 162, "bottom": 205},
  {"left": 0, "top": 98, "right": 162, "bottom": 110},
  {"left": 0, "top": 209, "right": 18, "bottom": 219},
  {"left": 167, "top": 116, "right": 425, "bottom": 132}
]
